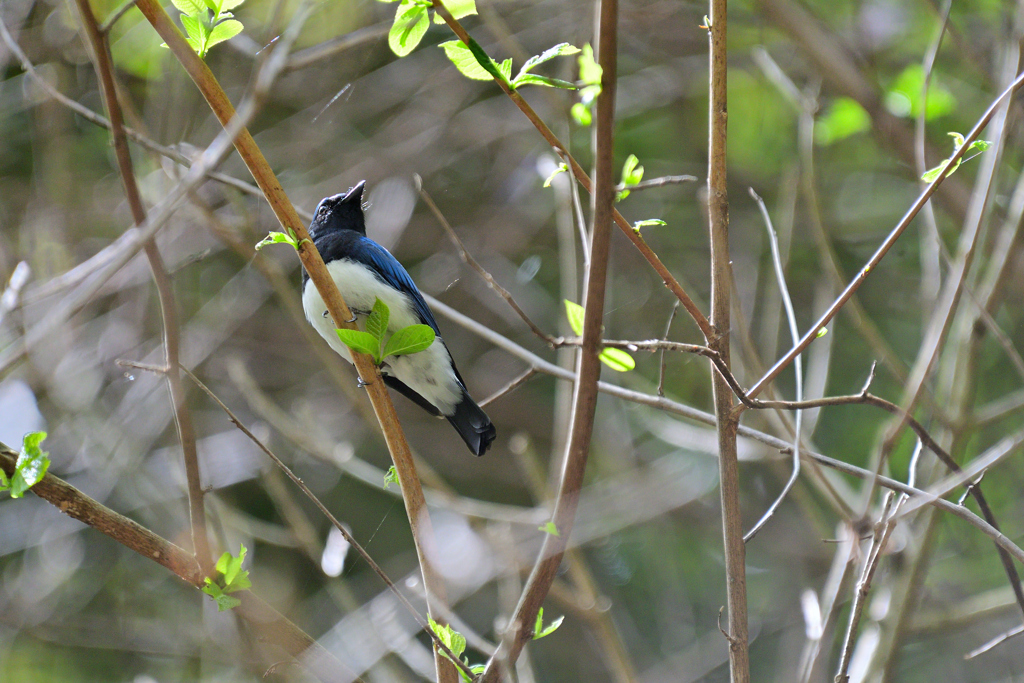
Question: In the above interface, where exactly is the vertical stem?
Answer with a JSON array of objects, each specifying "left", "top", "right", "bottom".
[
  {"left": 478, "top": 0, "right": 618, "bottom": 679},
  {"left": 74, "top": 0, "right": 212, "bottom": 572},
  {"left": 708, "top": 1, "right": 750, "bottom": 681}
]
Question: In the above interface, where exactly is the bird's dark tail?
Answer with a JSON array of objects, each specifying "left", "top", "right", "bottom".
[{"left": 448, "top": 391, "right": 496, "bottom": 456}]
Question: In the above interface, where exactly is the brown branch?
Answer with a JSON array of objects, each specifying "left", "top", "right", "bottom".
[
  {"left": 430, "top": 1, "right": 714, "bottom": 342},
  {"left": 0, "top": 444, "right": 362, "bottom": 683},
  {"left": 130, "top": 3, "right": 457, "bottom": 680},
  {"left": 415, "top": 176, "right": 555, "bottom": 344},
  {"left": 479, "top": 368, "right": 537, "bottom": 408},
  {"left": 74, "top": 0, "right": 213, "bottom": 572},
  {"left": 707, "top": 1, "right": 749, "bottom": 679},
  {"left": 479, "top": 1, "right": 619, "bottom": 678}
]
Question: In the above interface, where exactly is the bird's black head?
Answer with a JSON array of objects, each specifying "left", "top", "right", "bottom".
[{"left": 308, "top": 181, "right": 366, "bottom": 241}]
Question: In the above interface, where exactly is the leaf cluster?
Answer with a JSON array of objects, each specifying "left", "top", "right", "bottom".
[
  {"left": 921, "top": 132, "right": 992, "bottom": 183},
  {"left": 335, "top": 298, "right": 436, "bottom": 365},
  {"left": 168, "top": 0, "right": 245, "bottom": 58},
  {"left": 0, "top": 432, "right": 50, "bottom": 499},
  {"left": 201, "top": 544, "right": 252, "bottom": 611}
]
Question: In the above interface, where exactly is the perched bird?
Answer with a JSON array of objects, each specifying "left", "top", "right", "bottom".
[{"left": 301, "top": 181, "right": 496, "bottom": 456}]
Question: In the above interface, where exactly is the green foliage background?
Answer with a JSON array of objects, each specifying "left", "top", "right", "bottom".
[{"left": 1, "top": 0, "right": 1023, "bottom": 681}]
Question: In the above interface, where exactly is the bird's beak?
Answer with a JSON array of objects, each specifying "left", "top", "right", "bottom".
[{"left": 342, "top": 180, "right": 366, "bottom": 204}]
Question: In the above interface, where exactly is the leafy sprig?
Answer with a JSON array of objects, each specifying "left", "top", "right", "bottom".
[
  {"left": 0, "top": 432, "right": 50, "bottom": 499},
  {"left": 335, "top": 297, "right": 436, "bottom": 365},
  {"left": 921, "top": 132, "right": 992, "bottom": 183},
  {"left": 564, "top": 300, "right": 636, "bottom": 372},
  {"left": 201, "top": 544, "right": 252, "bottom": 611},
  {"left": 571, "top": 44, "right": 602, "bottom": 126},
  {"left": 617, "top": 154, "right": 643, "bottom": 201},
  {"left": 429, "top": 619, "right": 487, "bottom": 681},
  {"left": 167, "top": 0, "right": 245, "bottom": 58}
]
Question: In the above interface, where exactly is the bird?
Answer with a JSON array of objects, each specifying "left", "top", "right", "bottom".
[{"left": 301, "top": 181, "right": 497, "bottom": 456}]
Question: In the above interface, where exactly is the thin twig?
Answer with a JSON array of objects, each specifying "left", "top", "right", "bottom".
[
  {"left": 657, "top": 301, "right": 679, "bottom": 397},
  {"left": 480, "top": 368, "right": 537, "bottom": 407},
  {"left": 559, "top": 150, "right": 592, "bottom": 269},
  {"left": 749, "top": 68, "right": 1024, "bottom": 399},
  {"left": 743, "top": 188, "right": 802, "bottom": 542},
  {"left": 430, "top": 0, "right": 714, "bottom": 342},
  {"left": 113, "top": 360, "right": 476, "bottom": 680},
  {"left": 415, "top": 175, "right": 555, "bottom": 344},
  {"left": 835, "top": 494, "right": 899, "bottom": 683},
  {"left": 98, "top": 0, "right": 138, "bottom": 33},
  {"left": 614, "top": 175, "right": 697, "bottom": 192}
]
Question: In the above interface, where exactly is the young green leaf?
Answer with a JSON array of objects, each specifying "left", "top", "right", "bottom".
[
  {"left": 382, "top": 325, "right": 436, "bottom": 358},
  {"left": 532, "top": 607, "right": 564, "bottom": 640},
  {"left": 571, "top": 102, "right": 593, "bottom": 126},
  {"left": 543, "top": 163, "right": 568, "bottom": 188},
  {"left": 815, "top": 97, "right": 871, "bottom": 145},
  {"left": 599, "top": 348, "right": 635, "bottom": 372},
  {"left": 432, "top": 0, "right": 477, "bottom": 23},
  {"left": 439, "top": 40, "right": 495, "bottom": 81},
  {"left": 577, "top": 43, "right": 602, "bottom": 85},
  {"left": 255, "top": 230, "right": 300, "bottom": 251},
  {"left": 383, "top": 465, "right": 400, "bottom": 490},
  {"left": 921, "top": 132, "right": 992, "bottom": 183},
  {"left": 516, "top": 43, "right": 580, "bottom": 79},
  {"left": 429, "top": 618, "right": 468, "bottom": 659},
  {"left": 366, "top": 297, "right": 390, "bottom": 352},
  {"left": 816, "top": 327, "right": 828, "bottom": 338},
  {"left": 497, "top": 57, "right": 513, "bottom": 84},
  {"left": 617, "top": 154, "right": 643, "bottom": 201},
  {"left": 171, "top": 0, "right": 206, "bottom": 15},
  {"left": 633, "top": 219, "right": 667, "bottom": 231},
  {"left": 389, "top": 1, "right": 429, "bottom": 57},
  {"left": 336, "top": 329, "right": 382, "bottom": 361},
  {"left": 539, "top": 521, "right": 559, "bottom": 536},
  {"left": 207, "top": 19, "right": 243, "bottom": 50},
  {"left": 564, "top": 300, "right": 585, "bottom": 336},
  {"left": 180, "top": 13, "right": 204, "bottom": 53},
  {"left": 4, "top": 431, "right": 51, "bottom": 498},
  {"left": 511, "top": 74, "right": 576, "bottom": 90},
  {"left": 202, "top": 544, "right": 251, "bottom": 611}
]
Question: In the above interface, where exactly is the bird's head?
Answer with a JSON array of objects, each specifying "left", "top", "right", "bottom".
[{"left": 308, "top": 181, "right": 366, "bottom": 241}]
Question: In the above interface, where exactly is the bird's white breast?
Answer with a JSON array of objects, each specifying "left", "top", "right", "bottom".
[{"left": 302, "top": 259, "right": 462, "bottom": 415}]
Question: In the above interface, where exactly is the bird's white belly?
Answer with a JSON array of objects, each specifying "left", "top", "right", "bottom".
[{"left": 302, "top": 259, "right": 462, "bottom": 415}]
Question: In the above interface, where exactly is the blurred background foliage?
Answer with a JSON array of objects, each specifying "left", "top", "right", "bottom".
[{"left": 1, "top": 0, "right": 1024, "bottom": 681}]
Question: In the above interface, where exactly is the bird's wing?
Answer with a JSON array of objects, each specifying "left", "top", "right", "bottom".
[{"left": 353, "top": 237, "right": 443, "bottom": 335}]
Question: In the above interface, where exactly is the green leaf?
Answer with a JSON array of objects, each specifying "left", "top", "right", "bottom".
[
  {"left": 577, "top": 43, "right": 602, "bottom": 85},
  {"left": 815, "top": 97, "right": 871, "bottom": 145},
  {"left": 571, "top": 102, "right": 592, "bottom": 126},
  {"left": 201, "top": 580, "right": 241, "bottom": 611},
  {"left": 202, "top": 0, "right": 219, "bottom": 12},
  {"left": 171, "top": 0, "right": 207, "bottom": 16},
  {"left": 429, "top": 618, "right": 467, "bottom": 659},
  {"left": 218, "top": 0, "right": 246, "bottom": 11},
  {"left": 533, "top": 608, "right": 564, "bottom": 640},
  {"left": 617, "top": 154, "right": 643, "bottom": 201},
  {"left": 366, "top": 297, "right": 390, "bottom": 350},
  {"left": 439, "top": 39, "right": 494, "bottom": 80},
  {"left": 564, "top": 300, "right": 584, "bottom": 335},
  {"left": 432, "top": 0, "right": 477, "bottom": 23},
  {"left": 382, "top": 325, "right": 436, "bottom": 358},
  {"left": 336, "top": 329, "right": 381, "bottom": 361},
  {"left": 207, "top": 19, "right": 243, "bottom": 50},
  {"left": 497, "top": 58, "right": 512, "bottom": 83},
  {"left": 921, "top": 132, "right": 991, "bottom": 183},
  {"left": 516, "top": 42, "right": 580, "bottom": 79},
  {"left": 886, "top": 64, "right": 955, "bottom": 120},
  {"left": 255, "top": 230, "right": 300, "bottom": 251},
  {"left": 389, "top": 1, "right": 429, "bottom": 57},
  {"left": 599, "top": 347, "right": 635, "bottom": 372},
  {"left": 203, "top": 544, "right": 250, "bottom": 610},
  {"left": 383, "top": 465, "right": 400, "bottom": 490},
  {"left": 7, "top": 431, "right": 50, "bottom": 498},
  {"left": 543, "top": 163, "right": 567, "bottom": 188},
  {"left": 511, "top": 73, "right": 576, "bottom": 90},
  {"left": 633, "top": 219, "right": 666, "bottom": 231},
  {"left": 539, "top": 521, "right": 559, "bottom": 536},
  {"left": 816, "top": 327, "right": 828, "bottom": 338}
]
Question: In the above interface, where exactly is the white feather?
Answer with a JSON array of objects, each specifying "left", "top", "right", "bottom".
[{"left": 302, "top": 259, "right": 462, "bottom": 415}]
